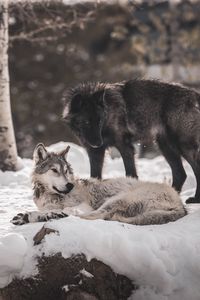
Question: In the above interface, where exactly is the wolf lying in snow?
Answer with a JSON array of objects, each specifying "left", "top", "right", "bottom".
[{"left": 12, "top": 144, "right": 186, "bottom": 226}]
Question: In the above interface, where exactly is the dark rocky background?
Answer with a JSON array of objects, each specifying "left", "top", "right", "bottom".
[{"left": 8, "top": 0, "right": 200, "bottom": 157}]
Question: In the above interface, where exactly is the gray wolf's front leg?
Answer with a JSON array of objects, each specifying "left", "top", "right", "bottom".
[{"left": 11, "top": 211, "right": 68, "bottom": 225}]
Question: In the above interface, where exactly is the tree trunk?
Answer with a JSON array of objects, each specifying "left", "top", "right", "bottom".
[{"left": 0, "top": 0, "right": 18, "bottom": 171}]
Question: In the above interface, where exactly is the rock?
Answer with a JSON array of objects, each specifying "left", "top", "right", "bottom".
[{"left": 0, "top": 254, "right": 136, "bottom": 300}]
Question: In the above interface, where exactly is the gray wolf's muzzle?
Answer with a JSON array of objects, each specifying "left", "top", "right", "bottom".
[{"left": 53, "top": 183, "right": 74, "bottom": 195}]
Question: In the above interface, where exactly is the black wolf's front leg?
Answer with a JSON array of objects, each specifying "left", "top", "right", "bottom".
[
  {"left": 86, "top": 146, "right": 106, "bottom": 179},
  {"left": 157, "top": 135, "right": 187, "bottom": 193},
  {"left": 11, "top": 211, "right": 68, "bottom": 225},
  {"left": 118, "top": 145, "right": 138, "bottom": 178}
]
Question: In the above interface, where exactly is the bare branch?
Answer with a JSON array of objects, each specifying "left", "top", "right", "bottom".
[{"left": 9, "top": 1, "right": 97, "bottom": 44}]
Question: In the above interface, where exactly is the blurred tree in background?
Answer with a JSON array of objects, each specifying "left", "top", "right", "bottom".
[
  {"left": 8, "top": 0, "right": 200, "bottom": 157},
  {"left": 0, "top": 0, "right": 18, "bottom": 171}
]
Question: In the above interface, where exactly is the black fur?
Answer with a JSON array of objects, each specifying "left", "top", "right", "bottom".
[{"left": 63, "top": 79, "right": 200, "bottom": 203}]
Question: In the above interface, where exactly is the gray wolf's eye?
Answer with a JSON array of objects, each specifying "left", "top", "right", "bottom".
[{"left": 51, "top": 168, "right": 58, "bottom": 173}]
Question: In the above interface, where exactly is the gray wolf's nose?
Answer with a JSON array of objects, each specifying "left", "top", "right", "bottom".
[{"left": 66, "top": 183, "right": 74, "bottom": 193}]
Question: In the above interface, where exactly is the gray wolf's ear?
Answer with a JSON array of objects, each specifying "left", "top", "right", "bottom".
[
  {"left": 60, "top": 145, "right": 70, "bottom": 161},
  {"left": 33, "top": 143, "right": 48, "bottom": 163}
]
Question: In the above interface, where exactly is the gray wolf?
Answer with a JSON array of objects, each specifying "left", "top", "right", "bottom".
[
  {"left": 63, "top": 79, "right": 200, "bottom": 203},
  {"left": 11, "top": 144, "right": 186, "bottom": 226}
]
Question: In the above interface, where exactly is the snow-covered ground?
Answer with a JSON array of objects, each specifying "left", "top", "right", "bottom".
[{"left": 0, "top": 142, "right": 200, "bottom": 299}]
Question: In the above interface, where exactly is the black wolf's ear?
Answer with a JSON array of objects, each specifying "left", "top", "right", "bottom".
[
  {"left": 94, "top": 90, "right": 105, "bottom": 107},
  {"left": 33, "top": 143, "right": 48, "bottom": 163},
  {"left": 62, "top": 104, "right": 70, "bottom": 121},
  {"left": 60, "top": 145, "right": 70, "bottom": 161},
  {"left": 70, "top": 94, "right": 83, "bottom": 113}
]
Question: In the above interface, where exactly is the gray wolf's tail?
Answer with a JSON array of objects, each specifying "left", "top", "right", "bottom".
[{"left": 111, "top": 209, "right": 186, "bottom": 225}]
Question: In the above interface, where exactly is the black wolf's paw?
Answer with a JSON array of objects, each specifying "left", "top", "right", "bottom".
[
  {"left": 185, "top": 197, "right": 200, "bottom": 204},
  {"left": 11, "top": 213, "right": 29, "bottom": 225}
]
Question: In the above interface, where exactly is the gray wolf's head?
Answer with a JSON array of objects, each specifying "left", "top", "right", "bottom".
[
  {"left": 32, "top": 143, "right": 74, "bottom": 195},
  {"left": 63, "top": 82, "right": 106, "bottom": 148}
]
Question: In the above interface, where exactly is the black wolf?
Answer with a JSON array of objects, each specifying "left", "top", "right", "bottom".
[{"left": 63, "top": 79, "right": 200, "bottom": 203}]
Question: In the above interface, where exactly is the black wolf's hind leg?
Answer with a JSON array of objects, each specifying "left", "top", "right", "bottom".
[
  {"left": 157, "top": 136, "right": 186, "bottom": 192},
  {"left": 192, "top": 167, "right": 200, "bottom": 203},
  {"left": 185, "top": 167, "right": 200, "bottom": 203},
  {"left": 182, "top": 151, "right": 200, "bottom": 203},
  {"left": 87, "top": 146, "right": 106, "bottom": 179}
]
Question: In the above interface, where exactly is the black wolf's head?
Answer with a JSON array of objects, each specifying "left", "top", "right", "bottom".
[
  {"left": 63, "top": 83, "right": 106, "bottom": 148},
  {"left": 32, "top": 143, "right": 74, "bottom": 195}
]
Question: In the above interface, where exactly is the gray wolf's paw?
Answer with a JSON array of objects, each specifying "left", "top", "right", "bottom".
[
  {"left": 11, "top": 213, "right": 29, "bottom": 225},
  {"left": 11, "top": 211, "right": 69, "bottom": 225}
]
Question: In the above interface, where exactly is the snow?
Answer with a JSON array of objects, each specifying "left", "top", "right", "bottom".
[
  {"left": 62, "top": 285, "right": 69, "bottom": 292},
  {"left": 80, "top": 268, "right": 94, "bottom": 278},
  {"left": 0, "top": 142, "right": 200, "bottom": 299},
  {"left": 0, "top": 233, "right": 27, "bottom": 288}
]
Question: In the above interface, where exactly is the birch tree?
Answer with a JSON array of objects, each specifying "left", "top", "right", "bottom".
[
  {"left": 0, "top": 0, "right": 18, "bottom": 171},
  {"left": 0, "top": 0, "right": 108, "bottom": 171},
  {"left": 0, "top": 0, "right": 97, "bottom": 171}
]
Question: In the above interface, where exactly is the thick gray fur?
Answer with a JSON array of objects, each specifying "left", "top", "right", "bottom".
[{"left": 11, "top": 144, "right": 186, "bottom": 226}]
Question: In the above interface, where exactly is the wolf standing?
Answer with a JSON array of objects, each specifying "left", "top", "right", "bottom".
[{"left": 63, "top": 79, "right": 200, "bottom": 203}]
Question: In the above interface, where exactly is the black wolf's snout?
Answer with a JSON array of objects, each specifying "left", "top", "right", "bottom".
[
  {"left": 66, "top": 183, "right": 74, "bottom": 193},
  {"left": 90, "top": 142, "right": 103, "bottom": 148},
  {"left": 88, "top": 136, "right": 103, "bottom": 148}
]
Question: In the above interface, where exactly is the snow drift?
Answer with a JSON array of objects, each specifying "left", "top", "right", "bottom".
[{"left": 0, "top": 142, "right": 200, "bottom": 299}]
